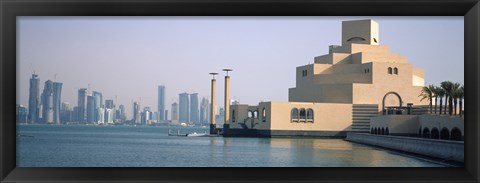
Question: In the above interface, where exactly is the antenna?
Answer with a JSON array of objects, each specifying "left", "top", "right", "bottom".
[
  {"left": 54, "top": 74, "right": 57, "bottom": 82},
  {"left": 30, "top": 63, "right": 35, "bottom": 74}
]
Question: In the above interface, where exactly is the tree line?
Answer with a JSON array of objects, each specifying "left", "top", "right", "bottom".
[{"left": 419, "top": 81, "right": 464, "bottom": 117}]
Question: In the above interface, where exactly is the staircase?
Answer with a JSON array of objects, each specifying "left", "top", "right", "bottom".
[{"left": 352, "top": 104, "right": 379, "bottom": 132}]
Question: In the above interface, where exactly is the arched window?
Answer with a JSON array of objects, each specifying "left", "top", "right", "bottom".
[
  {"left": 385, "top": 128, "right": 389, "bottom": 135},
  {"left": 388, "top": 67, "right": 392, "bottom": 74},
  {"left": 232, "top": 110, "right": 235, "bottom": 122},
  {"left": 423, "top": 128, "right": 430, "bottom": 138},
  {"left": 440, "top": 128, "right": 450, "bottom": 140},
  {"left": 451, "top": 127, "right": 462, "bottom": 141},
  {"left": 393, "top": 67, "right": 398, "bottom": 75},
  {"left": 306, "top": 109, "right": 314, "bottom": 122},
  {"left": 262, "top": 108, "right": 266, "bottom": 122},
  {"left": 299, "top": 108, "right": 306, "bottom": 122},
  {"left": 291, "top": 108, "right": 299, "bottom": 122},
  {"left": 381, "top": 128, "right": 385, "bottom": 135},
  {"left": 371, "top": 128, "right": 374, "bottom": 134},
  {"left": 253, "top": 110, "right": 258, "bottom": 119},
  {"left": 431, "top": 128, "right": 439, "bottom": 139},
  {"left": 374, "top": 128, "right": 378, "bottom": 134},
  {"left": 247, "top": 110, "right": 253, "bottom": 118}
]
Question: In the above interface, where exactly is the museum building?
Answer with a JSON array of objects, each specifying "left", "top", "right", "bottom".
[{"left": 218, "top": 19, "right": 436, "bottom": 137}]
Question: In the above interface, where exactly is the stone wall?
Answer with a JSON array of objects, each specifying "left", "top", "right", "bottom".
[{"left": 345, "top": 133, "right": 464, "bottom": 162}]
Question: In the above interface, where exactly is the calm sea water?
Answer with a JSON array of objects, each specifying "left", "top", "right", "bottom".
[{"left": 16, "top": 124, "right": 445, "bottom": 167}]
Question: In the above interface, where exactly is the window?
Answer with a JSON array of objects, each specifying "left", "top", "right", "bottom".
[
  {"left": 347, "top": 37, "right": 366, "bottom": 42},
  {"left": 373, "top": 38, "right": 378, "bottom": 43},
  {"left": 393, "top": 67, "right": 398, "bottom": 75},
  {"left": 305, "top": 70, "right": 307, "bottom": 76},
  {"left": 306, "top": 109, "right": 314, "bottom": 122},
  {"left": 232, "top": 110, "right": 235, "bottom": 122},
  {"left": 291, "top": 108, "right": 299, "bottom": 122},
  {"left": 262, "top": 108, "right": 266, "bottom": 122},
  {"left": 388, "top": 67, "right": 392, "bottom": 74},
  {"left": 247, "top": 110, "right": 253, "bottom": 118},
  {"left": 253, "top": 110, "right": 258, "bottom": 119},
  {"left": 299, "top": 108, "right": 306, "bottom": 122},
  {"left": 302, "top": 70, "right": 308, "bottom": 77}
]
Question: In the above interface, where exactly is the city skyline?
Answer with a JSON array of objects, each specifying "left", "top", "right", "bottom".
[{"left": 17, "top": 17, "right": 464, "bottom": 114}]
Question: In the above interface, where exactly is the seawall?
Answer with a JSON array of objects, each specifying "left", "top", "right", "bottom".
[{"left": 345, "top": 133, "right": 464, "bottom": 163}]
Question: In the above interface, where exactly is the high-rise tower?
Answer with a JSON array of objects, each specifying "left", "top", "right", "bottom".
[
  {"left": 179, "top": 93, "right": 190, "bottom": 123},
  {"left": 190, "top": 93, "right": 199, "bottom": 124},
  {"left": 52, "top": 82, "right": 62, "bottom": 124},
  {"left": 158, "top": 85, "right": 166, "bottom": 121},
  {"left": 28, "top": 74, "right": 40, "bottom": 123}
]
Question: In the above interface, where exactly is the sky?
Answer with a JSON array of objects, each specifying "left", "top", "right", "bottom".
[{"left": 17, "top": 16, "right": 464, "bottom": 119}]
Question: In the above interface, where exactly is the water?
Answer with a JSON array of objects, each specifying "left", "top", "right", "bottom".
[{"left": 16, "top": 124, "right": 445, "bottom": 167}]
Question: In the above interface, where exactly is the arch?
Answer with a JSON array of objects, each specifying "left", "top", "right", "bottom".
[
  {"left": 347, "top": 37, "right": 366, "bottom": 42},
  {"left": 422, "top": 127, "right": 430, "bottom": 138},
  {"left": 253, "top": 110, "right": 258, "bottom": 119},
  {"left": 385, "top": 128, "right": 389, "bottom": 135},
  {"left": 299, "top": 108, "right": 306, "bottom": 122},
  {"left": 381, "top": 127, "right": 385, "bottom": 135},
  {"left": 431, "top": 128, "right": 439, "bottom": 139},
  {"left": 450, "top": 127, "right": 462, "bottom": 141},
  {"left": 393, "top": 67, "right": 398, "bottom": 75},
  {"left": 374, "top": 128, "right": 378, "bottom": 134},
  {"left": 388, "top": 67, "right": 393, "bottom": 74},
  {"left": 247, "top": 110, "right": 253, "bottom": 118},
  {"left": 262, "top": 108, "right": 266, "bottom": 122},
  {"left": 291, "top": 108, "right": 299, "bottom": 122},
  {"left": 419, "top": 127, "right": 422, "bottom": 135},
  {"left": 440, "top": 127, "right": 450, "bottom": 140},
  {"left": 382, "top": 92, "right": 403, "bottom": 115},
  {"left": 306, "top": 108, "right": 314, "bottom": 122},
  {"left": 232, "top": 110, "right": 235, "bottom": 122},
  {"left": 371, "top": 128, "right": 374, "bottom": 134}
]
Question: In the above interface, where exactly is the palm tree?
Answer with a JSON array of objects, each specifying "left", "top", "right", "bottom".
[
  {"left": 458, "top": 85, "right": 464, "bottom": 117},
  {"left": 436, "top": 87, "right": 445, "bottom": 115},
  {"left": 430, "top": 85, "right": 439, "bottom": 114},
  {"left": 451, "top": 82, "right": 461, "bottom": 115},
  {"left": 419, "top": 85, "right": 434, "bottom": 113},
  {"left": 441, "top": 81, "right": 454, "bottom": 115}
]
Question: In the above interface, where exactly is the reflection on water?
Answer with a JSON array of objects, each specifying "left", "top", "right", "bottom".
[{"left": 17, "top": 124, "right": 445, "bottom": 167}]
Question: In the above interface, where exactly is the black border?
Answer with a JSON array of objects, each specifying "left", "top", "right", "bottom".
[{"left": 1, "top": 0, "right": 479, "bottom": 182}]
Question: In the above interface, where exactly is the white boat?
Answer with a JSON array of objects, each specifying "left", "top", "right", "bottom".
[{"left": 186, "top": 132, "right": 209, "bottom": 137}]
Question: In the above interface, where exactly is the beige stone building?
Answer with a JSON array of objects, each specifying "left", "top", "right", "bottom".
[{"left": 224, "top": 19, "right": 429, "bottom": 137}]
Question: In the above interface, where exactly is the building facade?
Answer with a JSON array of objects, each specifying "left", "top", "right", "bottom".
[
  {"left": 28, "top": 74, "right": 40, "bottom": 123},
  {"left": 179, "top": 93, "right": 190, "bottom": 123},
  {"left": 52, "top": 82, "right": 62, "bottom": 124},
  {"left": 226, "top": 19, "right": 429, "bottom": 137},
  {"left": 41, "top": 80, "right": 54, "bottom": 124},
  {"left": 171, "top": 102, "right": 178, "bottom": 122},
  {"left": 158, "top": 85, "right": 166, "bottom": 121},
  {"left": 77, "top": 88, "right": 88, "bottom": 123},
  {"left": 189, "top": 93, "right": 199, "bottom": 125}
]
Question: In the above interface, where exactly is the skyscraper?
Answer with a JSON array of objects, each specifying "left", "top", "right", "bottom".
[
  {"left": 179, "top": 93, "right": 189, "bottom": 123},
  {"left": 41, "top": 80, "right": 54, "bottom": 124},
  {"left": 86, "top": 95, "right": 96, "bottom": 123},
  {"left": 52, "top": 82, "right": 62, "bottom": 124},
  {"left": 133, "top": 102, "right": 141, "bottom": 124},
  {"left": 77, "top": 88, "right": 88, "bottom": 123},
  {"left": 158, "top": 85, "right": 166, "bottom": 121},
  {"left": 200, "top": 97, "right": 210, "bottom": 125},
  {"left": 92, "top": 91, "right": 103, "bottom": 122},
  {"left": 171, "top": 102, "right": 178, "bottom": 121},
  {"left": 190, "top": 93, "right": 199, "bottom": 125},
  {"left": 28, "top": 74, "right": 40, "bottom": 123}
]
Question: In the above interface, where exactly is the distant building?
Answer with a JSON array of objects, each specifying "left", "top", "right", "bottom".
[
  {"left": 158, "top": 85, "right": 166, "bottom": 121},
  {"left": 77, "top": 88, "right": 88, "bottom": 123},
  {"left": 190, "top": 93, "right": 199, "bottom": 124},
  {"left": 86, "top": 95, "right": 96, "bottom": 123},
  {"left": 60, "top": 102, "right": 72, "bottom": 123},
  {"left": 41, "top": 80, "right": 54, "bottom": 124},
  {"left": 118, "top": 104, "right": 126, "bottom": 121},
  {"left": 52, "top": 82, "right": 62, "bottom": 124},
  {"left": 28, "top": 73, "right": 40, "bottom": 124},
  {"left": 200, "top": 97, "right": 209, "bottom": 125},
  {"left": 171, "top": 102, "right": 178, "bottom": 121},
  {"left": 133, "top": 102, "right": 141, "bottom": 124},
  {"left": 179, "top": 93, "right": 190, "bottom": 123},
  {"left": 92, "top": 91, "right": 103, "bottom": 122},
  {"left": 16, "top": 105, "right": 28, "bottom": 123},
  {"left": 141, "top": 107, "right": 153, "bottom": 125},
  {"left": 105, "top": 108, "right": 114, "bottom": 124}
]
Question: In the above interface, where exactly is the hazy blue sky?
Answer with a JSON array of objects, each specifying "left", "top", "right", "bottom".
[{"left": 17, "top": 16, "right": 464, "bottom": 118}]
